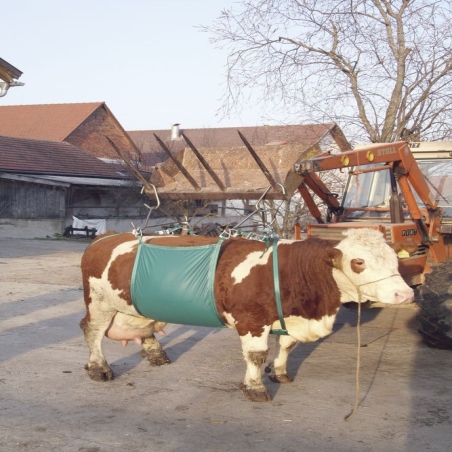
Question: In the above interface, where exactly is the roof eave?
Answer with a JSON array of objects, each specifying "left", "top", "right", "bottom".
[{"left": 0, "top": 168, "right": 131, "bottom": 180}]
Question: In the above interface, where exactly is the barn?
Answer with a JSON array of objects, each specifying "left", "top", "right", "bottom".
[
  {"left": 0, "top": 102, "right": 351, "bottom": 238},
  {"left": 0, "top": 135, "right": 148, "bottom": 238},
  {"left": 0, "top": 103, "right": 150, "bottom": 238}
]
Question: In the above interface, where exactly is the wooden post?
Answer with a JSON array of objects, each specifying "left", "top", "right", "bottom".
[
  {"left": 237, "top": 131, "right": 284, "bottom": 195},
  {"left": 181, "top": 132, "right": 226, "bottom": 192},
  {"left": 153, "top": 134, "right": 201, "bottom": 191}
]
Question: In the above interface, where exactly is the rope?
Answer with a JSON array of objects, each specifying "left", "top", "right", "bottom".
[
  {"left": 342, "top": 273, "right": 400, "bottom": 421},
  {"left": 85, "top": 232, "right": 121, "bottom": 250},
  {"left": 344, "top": 288, "right": 362, "bottom": 421}
]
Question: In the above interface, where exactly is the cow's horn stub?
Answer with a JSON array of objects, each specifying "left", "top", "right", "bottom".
[{"left": 330, "top": 249, "right": 343, "bottom": 270}]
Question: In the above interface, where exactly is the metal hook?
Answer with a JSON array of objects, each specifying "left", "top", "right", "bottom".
[
  {"left": 132, "top": 184, "right": 161, "bottom": 233},
  {"left": 255, "top": 185, "right": 272, "bottom": 212},
  {"left": 141, "top": 184, "right": 160, "bottom": 210}
]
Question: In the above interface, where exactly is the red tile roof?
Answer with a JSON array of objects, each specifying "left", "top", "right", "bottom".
[
  {"left": 128, "top": 123, "right": 350, "bottom": 166},
  {"left": 129, "top": 123, "right": 336, "bottom": 148},
  {"left": 0, "top": 102, "right": 103, "bottom": 141},
  {"left": 0, "top": 135, "right": 124, "bottom": 178}
]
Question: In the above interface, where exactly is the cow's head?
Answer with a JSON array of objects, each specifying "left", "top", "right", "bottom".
[{"left": 331, "top": 228, "right": 414, "bottom": 305}]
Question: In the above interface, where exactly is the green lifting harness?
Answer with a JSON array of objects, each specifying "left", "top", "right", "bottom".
[
  {"left": 131, "top": 237, "right": 226, "bottom": 327},
  {"left": 270, "top": 238, "right": 288, "bottom": 335},
  {"left": 129, "top": 235, "right": 288, "bottom": 335}
]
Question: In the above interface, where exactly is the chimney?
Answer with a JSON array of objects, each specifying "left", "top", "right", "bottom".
[{"left": 171, "top": 123, "right": 181, "bottom": 140}]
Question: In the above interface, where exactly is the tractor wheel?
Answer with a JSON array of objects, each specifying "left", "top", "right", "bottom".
[{"left": 416, "top": 262, "right": 452, "bottom": 350}]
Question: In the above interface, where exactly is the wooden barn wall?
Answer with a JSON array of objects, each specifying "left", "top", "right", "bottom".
[
  {"left": 0, "top": 179, "right": 66, "bottom": 219},
  {"left": 68, "top": 186, "right": 150, "bottom": 219}
]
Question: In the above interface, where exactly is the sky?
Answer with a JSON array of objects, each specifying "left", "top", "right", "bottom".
[{"left": 1, "top": 0, "right": 273, "bottom": 131}]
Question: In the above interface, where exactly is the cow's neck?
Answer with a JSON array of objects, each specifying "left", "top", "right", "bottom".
[{"left": 332, "top": 268, "right": 362, "bottom": 303}]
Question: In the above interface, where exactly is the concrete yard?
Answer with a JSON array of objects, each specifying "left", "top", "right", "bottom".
[{"left": 0, "top": 237, "right": 451, "bottom": 452}]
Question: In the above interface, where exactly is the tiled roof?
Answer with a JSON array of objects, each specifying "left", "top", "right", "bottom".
[
  {"left": 128, "top": 123, "right": 349, "bottom": 167},
  {"left": 0, "top": 135, "right": 125, "bottom": 178},
  {"left": 129, "top": 123, "right": 336, "bottom": 147},
  {"left": 0, "top": 102, "right": 103, "bottom": 141}
]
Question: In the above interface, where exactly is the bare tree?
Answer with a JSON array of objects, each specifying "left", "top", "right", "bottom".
[
  {"left": 202, "top": 0, "right": 452, "bottom": 143},
  {"left": 260, "top": 168, "right": 347, "bottom": 237}
]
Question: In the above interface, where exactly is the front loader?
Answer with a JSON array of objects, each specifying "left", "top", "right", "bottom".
[{"left": 291, "top": 141, "right": 452, "bottom": 349}]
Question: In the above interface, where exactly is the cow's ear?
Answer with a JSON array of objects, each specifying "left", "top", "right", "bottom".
[{"left": 330, "top": 248, "right": 343, "bottom": 270}]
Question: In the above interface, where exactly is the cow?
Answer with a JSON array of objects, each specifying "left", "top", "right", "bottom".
[{"left": 80, "top": 228, "right": 414, "bottom": 402}]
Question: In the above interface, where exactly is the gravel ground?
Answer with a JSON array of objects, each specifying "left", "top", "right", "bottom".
[{"left": 0, "top": 237, "right": 451, "bottom": 452}]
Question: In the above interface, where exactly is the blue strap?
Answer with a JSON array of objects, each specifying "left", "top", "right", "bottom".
[{"left": 271, "top": 238, "right": 288, "bottom": 335}]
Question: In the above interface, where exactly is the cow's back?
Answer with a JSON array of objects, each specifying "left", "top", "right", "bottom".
[
  {"left": 81, "top": 232, "right": 221, "bottom": 307},
  {"left": 81, "top": 232, "right": 138, "bottom": 306}
]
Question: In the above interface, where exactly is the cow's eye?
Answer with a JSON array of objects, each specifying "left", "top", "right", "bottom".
[{"left": 350, "top": 258, "right": 365, "bottom": 274}]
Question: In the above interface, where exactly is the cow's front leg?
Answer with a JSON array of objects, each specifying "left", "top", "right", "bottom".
[
  {"left": 80, "top": 309, "right": 116, "bottom": 382},
  {"left": 239, "top": 327, "right": 272, "bottom": 402},
  {"left": 266, "top": 335, "right": 298, "bottom": 384},
  {"left": 141, "top": 334, "right": 171, "bottom": 366}
]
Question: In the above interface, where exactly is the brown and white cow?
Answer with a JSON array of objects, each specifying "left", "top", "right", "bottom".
[{"left": 80, "top": 228, "right": 414, "bottom": 402}]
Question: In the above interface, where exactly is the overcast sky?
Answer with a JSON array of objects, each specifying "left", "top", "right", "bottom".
[{"left": 2, "top": 0, "right": 275, "bottom": 131}]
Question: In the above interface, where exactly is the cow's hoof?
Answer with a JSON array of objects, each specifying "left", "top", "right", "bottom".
[
  {"left": 267, "top": 373, "right": 293, "bottom": 384},
  {"left": 239, "top": 383, "right": 272, "bottom": 402},
  {"left": 141, "top": 349, "right": 171, "bottom": 366},
  {"left": 84, "top": 364, "right": 114, "bottom": 381}
]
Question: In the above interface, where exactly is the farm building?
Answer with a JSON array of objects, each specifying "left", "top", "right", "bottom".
[
  {"left": 0, "top": 135, "right": 147, "bottom": 238},
  {"left": 0, "top": 102, "right": 350, "bottom": 238},
  {"left": 0, "top": 102, "right": 138, "bottom": 161},
  {"left": 0, "top": 103, "right": 148, "bottom": 238}
]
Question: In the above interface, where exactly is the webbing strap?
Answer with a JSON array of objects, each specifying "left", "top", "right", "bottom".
[
  {"left": 85, "top": 232, "right": 121, "bottom": 250},
  {"left": 270, "top": 238, "right": 288, "bottom": 335}
]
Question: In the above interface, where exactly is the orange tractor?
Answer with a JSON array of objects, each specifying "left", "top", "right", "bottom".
[{"left": 292, "top": 141, "right": 452, "bottom": 349}]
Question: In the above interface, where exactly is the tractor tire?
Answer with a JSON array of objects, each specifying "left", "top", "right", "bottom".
[{"left": 416, "top": 261, "right": 452, "bottom": 350}]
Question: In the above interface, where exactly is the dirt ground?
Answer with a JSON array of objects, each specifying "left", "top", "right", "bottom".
[{"left": 0, "top": 237, "right": 451, "bottom": 452}]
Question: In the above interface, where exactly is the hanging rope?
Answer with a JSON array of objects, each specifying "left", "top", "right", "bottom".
[
  {"left": 344, "top": 288, "right": 362, "bottom": 421},
  {"left": 342, "top": 273, "right": 401, "bottom": 421}
]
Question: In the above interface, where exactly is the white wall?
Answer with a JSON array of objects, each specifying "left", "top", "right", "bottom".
[
  {"left": 0, "top": 219, "right": 67, "bottom": 239},
  {"left": 0, "top": 218, "right": 146, "bottom": 239}
]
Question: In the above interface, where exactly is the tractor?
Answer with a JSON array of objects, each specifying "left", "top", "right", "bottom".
[{"left": 291, "top": 141, "right": 452, "bottom": 350}]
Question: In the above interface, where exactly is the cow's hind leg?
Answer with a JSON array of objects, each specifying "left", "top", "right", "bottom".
[
  {"left": 80, "top": 309, "right": 116, "bottom": 381},
  {"left": 266, "top": 335, "right": 298, "bottom": 384},
  {"left": 141, "top": 334, "right": 171, "bottom": 366},
  {"left": 239, "top": 327, "right": 272, "bottom": 402}
]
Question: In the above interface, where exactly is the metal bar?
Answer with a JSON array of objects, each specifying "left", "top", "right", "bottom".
[
  {"left": 303, "top": 173, "right": 341, "bottom": 208},
  {"left": 105, "top": 136, "right": 176, "bottom": 218},
  {"left": 153, "top": 134, "right": 201, "bottom": 191},
  {"left": 298, "top": 183, "right": 324, "bottom": 224},
  {"left": 237, "top": 130, "right": 283, "bottom": 194},
  {"left": 181, "top": 132, "right": 226, "bottom": 191},
  {"left": 105, "top": 136, "right": 156, "bottom": 194},
  {"left": 389, "top": 168, "right": 404, "bottom": 224},
  {"left": 232, "top": 185, "right": 273, "bottom": 230},
  {"left": 350, "top": 164, "right": 392, "bottom": 175}
]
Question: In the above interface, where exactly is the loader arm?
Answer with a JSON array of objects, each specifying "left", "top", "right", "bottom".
[{"left": 294, "top": 141, "right": 441, "bottom": 244}]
